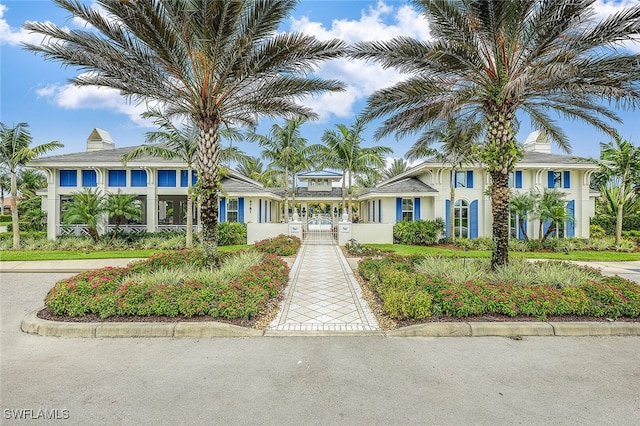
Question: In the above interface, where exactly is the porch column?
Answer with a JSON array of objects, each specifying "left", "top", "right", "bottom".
[
  {"left": 145, "top": 168, "right": 157, "bottom": 232},
  {"left": 44, "top": 168, "right": 58, "bottom": 240}
]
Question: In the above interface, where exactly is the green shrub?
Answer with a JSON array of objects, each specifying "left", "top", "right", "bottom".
[
  {"left": 591, "top": 214, "right": 640, "bottom": 234},
  {"left": 393, "top": 219, "right": 445, "bottom": 245},
  {"left": 590, "top": 224, "right": 607, "bottom": 238},
  {"left": 0, "top": 213, "right": 11, "bottom": 222},
  {"left": 218, "top": 222, "right": 247, "bottom": 246},
  {"left": 254, "top": 234, "right": 301, "bottom": 256}
]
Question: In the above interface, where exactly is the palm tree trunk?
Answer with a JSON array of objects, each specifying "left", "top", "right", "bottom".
[
  {"left": 284, "top": 165, "right": 289, "bottom": 223},
  {"left": 186, "top": 165, "right": 193, "bottom": 248},
  {"left": 616, "top": 202, "right": 623, "bottom": 246},
  {"left": 341, "top": 171, "right": 347, "bottom": 218},
  {"left": 518, "top": 217, "right": 529, "bottom": 242},
  {"left": 196, "top": 117, "right": 221, "bottom": 267},
  {"left": 449, "top": 167, "right": 456, "bottom": 242},
  {"left": 347, "top": 170, "right": 353, "bottom": 220},
  {"left": 10, "top": 170, "right": 19, "bottom": 249},
  {"left": 490, "top": 170, "right": 510, "bottom": 268}
]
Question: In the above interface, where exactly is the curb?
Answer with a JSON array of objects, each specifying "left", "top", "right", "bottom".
[{"left": 22, "top": 309, "right": 640, "bottom": 338}]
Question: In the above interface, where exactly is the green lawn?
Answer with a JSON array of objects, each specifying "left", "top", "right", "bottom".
[
  {"left": 0, "top": 245, "right": 250, "bottom": 261},
  {"left": 368, "top": 244, "right": 640, "bottom": 262}
]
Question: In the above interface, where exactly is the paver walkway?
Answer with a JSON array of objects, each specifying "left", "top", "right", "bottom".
[{"left": 269, "top": 243, "right": 380, "bottom": 332}]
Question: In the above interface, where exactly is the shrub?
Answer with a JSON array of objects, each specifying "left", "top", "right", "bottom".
[
  {"left": 590, "top": 224, "right": 607, "bottom": 238},
  {"left": 393, "top": 219, "right": 444, "bottom": 245},
  {"left": 218, "top": 222, "right": 247, "bottom": 246},
  {"left": 254, "top": 234, "right": 301, "bottom": 256},
  {"left": 344, "top": 241, "right": 387, "bottom": 257}
]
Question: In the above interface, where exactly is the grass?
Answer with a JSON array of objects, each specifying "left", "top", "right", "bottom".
[
  {"left": 0, "top": 245, "right": 250, "bottom": 261},
  {"left": 368, "top": 244, "right": 640, "bottom": 261}
]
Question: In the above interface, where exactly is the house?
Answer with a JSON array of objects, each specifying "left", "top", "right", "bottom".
[{"left": 28, "top": 128, "right": 600, "bottom": 243}]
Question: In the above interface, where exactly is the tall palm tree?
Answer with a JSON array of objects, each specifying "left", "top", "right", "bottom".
[
  {"left": 406, "top": 119, "right": 482, "bottom": 241},
  {"left": 235, "top": 156, "right": 265, "bottom": 182},
  {"left": 104, "top": 191, "right": 143, "bottom": 242},
  {"left": 590, "top": 135, "right": 640, "bottom": 245},
  {"left": 24, "top": 0, "right": 345, "bottom": 264},
  {"left": 350, "top": 0, "right": 640, "bottom": 268},
  {"left": 0, "top": 122, "right": 62, "bottom": 248},
  {"left": 248, "top": 116, "right": 315, "bottom": 222},
  {"left": 17, "top": 169, "right": 47, "bottom": 197},
  {"left": 319, "top": 117, "right": 392, "bottom": 218},
  {"left": 121, "top": 109, "right": 199, "bottom": 247},
  {"left": 62, "top": 188, "right": 106, "bottom": 243}
]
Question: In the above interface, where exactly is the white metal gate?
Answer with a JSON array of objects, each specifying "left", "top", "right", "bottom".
[{"left": 303, "top": 215, "right": 337, "bottom": 245}]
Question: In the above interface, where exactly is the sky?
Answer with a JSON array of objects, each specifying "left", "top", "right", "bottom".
[{"left": 1, "top": 0, "right": 639, "bottom": 165}]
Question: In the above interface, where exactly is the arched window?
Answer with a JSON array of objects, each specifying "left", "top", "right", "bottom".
[{"left": 454, "top": 199, "right": 469, "bottom": 238}]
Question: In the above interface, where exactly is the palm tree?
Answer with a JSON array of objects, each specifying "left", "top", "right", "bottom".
[
  {"left": 319, "top": 117, "right": 392, "bottom": 218},
  {"left": 62, "top": 188, "right": 106, "bottom": 242},
  {"left": 248, "top": 116, "right": 314, "bottom": 222},
  {"left": 24, "top": 0, "right": 345, "bottom": 264},
  {"left": 235, "top": 156, "right": 265, "bottom": 182},
  {"left": 121, "top": 109, "right": 198, "bottom": 247},
  {"left": 350, "top": 0, "right": 640, "bottom": 268},
  {"left": 0, "top": 172, "right": 11, "bottom": 215},
  {"left": 18, "top": 169, "right": 47, "bottom": 197},
  {"left": 509, "top": 190, "right": 537, "bottom": 242},
  {"left": 0, "top": 122, "right": 62, "bottom": 248},
  {"left": 354, "top": 169, "right": 382, "bottom": 189},
  {"left": 590, "top": 135, "right": 640, "bottom": 245},
  {"left": 535, "top": 189, "right": 572, "bottom": 243},
  {"left": 406, "top": 119, "right": 482, "bottom": 242},
  {"left": 382, "top": 158, "right": 410, "bottom": 180},
  {"left": 104, "top": 191, "right": 143, "bottom": 241}
]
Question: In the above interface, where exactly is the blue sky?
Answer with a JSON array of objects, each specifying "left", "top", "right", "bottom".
[{"left": 1, "top": 0, "right": 639, "bottom": 164}]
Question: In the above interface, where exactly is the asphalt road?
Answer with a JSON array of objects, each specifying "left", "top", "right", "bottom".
[{"left": 1, "top": 272, "right": 639, "bottom": 425}]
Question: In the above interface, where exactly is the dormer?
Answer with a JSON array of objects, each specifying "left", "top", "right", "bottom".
[
  {"left": 86, "top": 128, "right": 115, "bottom": 152},
  {"left": 523, "top": 130, "right": 551, "bottom": 154},
  {"left": 297, "top": 170, "right": 342, "bottom": 192}
]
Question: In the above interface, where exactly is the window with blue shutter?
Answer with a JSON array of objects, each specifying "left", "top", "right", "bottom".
[
  {"left": 81, "top": 170, "right": 96, "bottom": 187},
  {"left": 467, "top": 171, "right": 474, "bottom": 189},
  {"left": 157, "top": 170, "right": 176, "bottom": 187},
  {"left": 60, "top": 170, "right": 77, "bottom": 187},
  {"left": 469, "top": 200, "right": 478, "bottom": 238},
  {"left": 515, "top": 171, "right": 522, "bottom": 188},
  {"left": 130, "top": 170, "right": 147, "bottom": 187},
  {"left": 445, "top": 199, "right": 450, "bottom": 239},
  {"left": 566, "top": 200, "right": 575, "bottom": 237},
  {"left": 180, "top": 170, "right": 197, "bottom": 187},
  {"left": 238, "top": 197, "right": 244, "bottom": 224},
  {"left": 108, "top": 170, "right": 126, "bottom": 187},
  {"left": 219, "top": 197, "right": 226, "bottom": 223},
  {"left": 563, "top": 171, "right": 570, "bottom": 189}
]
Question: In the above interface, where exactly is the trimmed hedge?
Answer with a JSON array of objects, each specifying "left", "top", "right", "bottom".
[
  {"left": 591, "top": 214, "right": 640, "bottom": 234},
  {"left": 393, "top": 219, "right": 445, "bottom": 245}
]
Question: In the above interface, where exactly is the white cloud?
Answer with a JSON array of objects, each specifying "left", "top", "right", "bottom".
[
  {"left": 592, "top": 0, "right": 640, "bottom": 53},
  {"left": 0, "top": 4, "right": 56, "bottom": 46},
  {"left": 36, "top": 81, "right": 152, "bottom": 127}
]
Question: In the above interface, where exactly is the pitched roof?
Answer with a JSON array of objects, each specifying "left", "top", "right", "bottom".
[{"left": 361, "top": 177, "right": 437, "bottom": 196}]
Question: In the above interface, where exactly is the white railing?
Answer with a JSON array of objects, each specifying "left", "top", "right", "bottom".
[
  {"left": 106, "top": 225, "right": 147, "bottom": 234},
  {"left": 57, "top": 225, "right": 92, "bottom": 237},
  {"left": 156, "top": 225, "right": 200, "bottom": 233}
]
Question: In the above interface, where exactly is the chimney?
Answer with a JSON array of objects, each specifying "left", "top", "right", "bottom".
[
  {"left": 523, "top": 130, "right": 551, "bottom": 154},
  {"left": 86, "top": 128, "right": 115, "bottom": 152}
]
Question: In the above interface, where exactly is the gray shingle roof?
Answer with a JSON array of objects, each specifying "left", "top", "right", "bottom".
[
  {"left": 269, "top": 187, "right": 343, "bottom": 199},
  {"left": 28, "top": 146, "right": 181, "bottom": 165},
  {"left": 363, "top": 177, "right": 437, "bottom": 195}
]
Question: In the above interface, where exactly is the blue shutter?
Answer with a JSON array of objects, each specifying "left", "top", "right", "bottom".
[
  {"left": 445, "top": 199, "right": 450, "bottom": 239},
  {"left": 543, "top": 220, "right": 551, "bottom": 236},
  {"left": 60, "top": 170, "right": 77, "bottom": 187},
  {"left": 396, "top": 198, "right": 402, "bottom": 222},
  {"left": 566, "top": 200, "right": 575, "bottom": 237},
  {"left": 414, "top": 198, "right": 421, "bottom": 221},
  {"left": 469, "top": 200, "right": 478, "bottom": 239},
  {"left": 180, "top": 170, "right": 188, "bottom": 187},
  {"left": 563, "top": 171, "right": 570, "bottom": 189},
  {"left": 219, "top": 197, "right": 226, "bottom": 223},
  {"left": 238, "top": 197, "right": 244, "bottom": 224},
  {"left": 81, "top": 170, "right": 96, "bottom": 187},
  {"left": 258, "top": 199, "right": 262, "bottom": 223},
  {"left": 378, "top": 200, "right": 382, "bottom": 223},
  {"left": 548, "top": 171, "right": 555, "bottom": 188},
  {"left": 130, "top": 170, "right": 147, "bottom": 187},
  {"left": 515, "top": 171, "right": 522, "bottom": 188},
  {"left": 467, "top": 171, "right": 474, "bottom": 189}
]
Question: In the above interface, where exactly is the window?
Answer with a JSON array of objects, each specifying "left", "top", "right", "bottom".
[
  {"left": 548, "top": 170, "right": 570, "bottom": 189},
  {"left": 81, "top": 170, "right": 96, "bottom": 187},
  {"left": 227, "top": 198, "right": 238, "bottom": 223},
  {"left": 402, "top": 198, "right": 413, "bottom": 221},
  {"left": 509, "top": 171, "right": 523, "bottom": 188},
  {"left": 59, "top": 170, "right": 77, "bottom": 187},
  {"left": 454, "top": 171, "right": 474, "bottom": 188},
  {"left": 157, "top": 170, "right": 176, "bottom": 187},
  {"left": 108, "top": 170, "right": 126, "bottom": 187},
  {"left": 180, "top": 170, "right": 197, "bottom": 187},
  {"left": 131, "top": 170, "right": 147, "bottom": 187},
  {"left": 454, "top": 199, "right": 469, "bottom": 238}
]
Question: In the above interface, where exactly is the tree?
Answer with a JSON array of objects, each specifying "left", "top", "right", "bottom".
[
  {"left": 122, "top": 109, "right": 198, "bottom": 247},
  {"left": 104, "top": 191, "right": 143, "bottom": 241},
  {"left": 0, "top": 122, "right": 62, "bottom": 248},
  {"left": 535, "top": 189, "right": 572, "bottom": 243},
  {"left": 509, "top": 191, "right": 537, "bottom": 242},
  {"left": 350, "top": 0, "right": 640, "bottom": 268},
  {"left": 405, "top": 119, "right": 482, "bottom": 242},
  {"left": 25, "top": 0, "right": 345, "bottom": 264},
  {"left": 249, "top": 116, "right": 318, "bottom": 222},
  {"left": 17, "top": 169, "right": 47, "bottom": 197},
  {"left": 319, "top": 117, "right": 391, "bottom": 218},
  {"left": 235, "top": 156, "right": 266, "bottom": 183},
  {"left": 61, "top": 188, "right": 106, "bottom": 242},
  {"left": 382, "top": 158, "right": 409, "bottom": 179},
  {"left": 591, "top": 135, "right": 640, "bottom": 245}
]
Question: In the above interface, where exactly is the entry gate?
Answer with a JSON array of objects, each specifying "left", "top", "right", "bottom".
[{"left": 303, "top": 215, "right": 337, "bottom": 245}]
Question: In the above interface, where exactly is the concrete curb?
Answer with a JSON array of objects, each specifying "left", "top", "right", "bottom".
[{"left": 22, "top": 309, "right": 640, "bottom": 338}]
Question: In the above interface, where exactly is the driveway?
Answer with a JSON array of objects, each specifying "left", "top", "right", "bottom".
[{"left": 1, "top": 272, "right": 639, "bottom": 425}]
